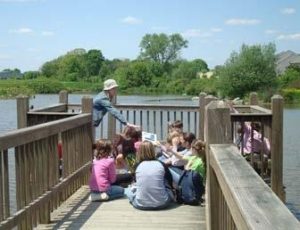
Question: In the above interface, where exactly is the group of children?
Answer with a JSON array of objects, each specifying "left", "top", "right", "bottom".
[{"left": 88, "top": 120, "right": 206, "bottom": 210}]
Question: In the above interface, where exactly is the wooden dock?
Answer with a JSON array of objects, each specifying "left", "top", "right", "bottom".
[
  {"left": 35, "top": 186, "right": 206, "bottom": 230},
  {"left": 2, "top": 92, "right": 300, "bottom": 230}
]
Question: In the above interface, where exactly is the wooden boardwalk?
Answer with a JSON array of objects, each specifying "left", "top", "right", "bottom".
[{"left": 35, "top": 186, "right": 206, "bottom": 230}]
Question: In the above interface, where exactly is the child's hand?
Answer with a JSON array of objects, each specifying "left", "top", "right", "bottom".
[
  {"left": 165, "top": 145, "right": 171, "bottom": 151},
  {"left": 164, "top": 159, "right": 172, "bottom": 165},
  {"left": 153, "top": 140, "right": 161, "bottom": 146}
]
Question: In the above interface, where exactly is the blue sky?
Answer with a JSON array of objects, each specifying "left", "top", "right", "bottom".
[{"left": 0, "top": 0, "right": 300, "bottom": 72}]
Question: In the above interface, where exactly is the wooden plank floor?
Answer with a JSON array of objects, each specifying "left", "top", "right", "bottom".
[{"left": 35, "top": 186, "right": 206, "bottom": 230}]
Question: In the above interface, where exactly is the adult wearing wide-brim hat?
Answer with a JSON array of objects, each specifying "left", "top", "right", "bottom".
[{"left": 93, "top": 79, "right": 137, "bottom": 129}]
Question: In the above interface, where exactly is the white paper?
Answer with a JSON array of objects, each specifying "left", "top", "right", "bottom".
[{"left": 142, "top": 131, "right": 157, "bottom": 143}]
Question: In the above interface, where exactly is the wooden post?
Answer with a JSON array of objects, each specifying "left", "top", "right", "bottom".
[
  {"left": 82, "top": 96, "right": 93, "bottom": 114},
  {"left": 205, "top": 95, "right": 217, "bottom": 110},
  {"left": 199, "top": 92, "right": 206, "bottom": 140},
  {"left": 205, "top": 100, "right": 232, "bottom": 144},
  {"left": 59, "top": 90, "right": 68, "bottom": 104},
  {"left": 203, "top": 95, "right": 218, "bottom": 139},
  {"left": 204, "top": 100, "right": 232, "bottom": 230},
  {"left": 249, "top": 92, "right": 258, "bottom": 105},
  {"left": 271, "top": 95, "right": 284, "bottom": 201},
  {"left": 17, "top": 96, "right": 29, "bottom": 128},
  {"left": 82, "top": 95, "right": 94, "bottom": 148}
]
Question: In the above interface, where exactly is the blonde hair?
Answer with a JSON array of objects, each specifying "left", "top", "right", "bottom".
[
  {"left": 166, "top": 131, "right": 180, "bottom": 145},
  {"left": 94, "top": 140, "right": 112, "bottom": 159},
  {"left": 137, "top": 141, "right": 156, "bottom": 162}
]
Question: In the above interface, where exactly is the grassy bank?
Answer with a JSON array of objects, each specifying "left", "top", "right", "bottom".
[
  {"left": 281, "top": 89, "right": 300, "bottom": 104},
  {"left": 1, "top": 79, "right": 300, "bottom": 105},
  {"left": 0, "top": 79, "right": 97, "bottom": 98}
]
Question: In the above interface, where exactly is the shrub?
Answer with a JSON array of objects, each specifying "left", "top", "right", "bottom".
[{"left": 281, "top": 89, "right": 300, "bottom": 103}]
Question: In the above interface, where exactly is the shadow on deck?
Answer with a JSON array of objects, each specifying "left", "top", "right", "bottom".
[{"left": 35, "top": 186, "right": 206, "bottom": 230}]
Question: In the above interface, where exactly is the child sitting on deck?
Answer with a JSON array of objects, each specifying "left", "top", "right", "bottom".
[
  {"left": 125, "top": 141, "right": 175, "bottom": 210},
  {"left": 158, "top": 131, "right": 190, "bottom": 168},
  {"left": 168, "top": 120, "right": 183, "bottom": 134},
  {"left": 89, "top": 140, "right": 124, "bottom": 201},
  {"left": 113, "top": 126, "right": 139, "bottom": 171},
  {"left": 166, "top": 139, "right": 206, "bottom": 192}
]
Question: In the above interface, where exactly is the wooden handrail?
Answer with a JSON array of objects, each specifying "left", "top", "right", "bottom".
[
  {"left": 209, "top": 144, "right": 300, "bottom": 229},
  {"left": 0, "top": 114, "right": 91, "bottom": 150}
]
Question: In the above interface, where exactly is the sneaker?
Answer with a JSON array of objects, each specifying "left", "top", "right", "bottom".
[
  {"left": 89, "top": 192, "right": 109, "bottom": 202},
  {"left": 100, "top": 192, "right": 109, "bottom": 201}
]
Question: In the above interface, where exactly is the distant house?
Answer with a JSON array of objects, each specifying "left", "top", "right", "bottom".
[
  {"left": 198, "top": 71, "right": 214, "bottom": 79},
  {"left": 276, "top": 50, "right": 300, "bottom": 75}
]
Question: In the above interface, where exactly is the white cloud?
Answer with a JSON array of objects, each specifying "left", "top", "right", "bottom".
[
  {"left": 181, "top": 29, "right": 212, "bottom": 38},
  {"left": 277, "top": 33, "right": 300, "bottom": 40},
  {"left": 281, "top": 8, "right": 296, "bottom": 15},
  {"left": 210, "top": 27, "right": 222, "bottom": 33},
  {"left": 9, "top": 27, "right": 33, "bottom": 34},
  {"left": 225, "top": 18, "right": 261, "bottom": 25},
  {"left": 265, "top": 29, "right": 278, "bottom": 34},
  {"left": 41, "top": 31, "right": 54, "bottom": 36},
  {"left": 121, "top": 16, "right": 142, "bottom": 25}
]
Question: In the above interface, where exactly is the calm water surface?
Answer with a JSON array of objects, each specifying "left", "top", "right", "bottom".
[{"left": 0, "top": 94, "right": 299, "bottom": 219}]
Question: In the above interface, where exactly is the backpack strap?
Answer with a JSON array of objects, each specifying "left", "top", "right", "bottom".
[
  {"left": 157, "top": 160, "right": 174, "bottom": 190},
  {"left": 177, "top": 170, "right": 188, "bottom": 185}
]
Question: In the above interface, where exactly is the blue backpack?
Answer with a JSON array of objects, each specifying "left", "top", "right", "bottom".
[{"left": 177, "top": 170, "right": 204, "bottom": 205}]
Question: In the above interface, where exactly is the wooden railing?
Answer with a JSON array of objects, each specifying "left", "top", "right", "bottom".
[
  {"left": 25, "top": 91, "right": 199, "bottom": 141},
  {"left": 208, "top": 144, "right": 299, "bottom": 229},
  {"left": 114, "top": 104, "right": 199, "bottom": 140},
  {"left": 0, "top": 96, "right": 93, "bottom": 230},
  {"left": 204, "top": 99, "right": 299, "bottom": 229}
]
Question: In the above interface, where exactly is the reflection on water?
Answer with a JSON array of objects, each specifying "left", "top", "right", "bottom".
[
  {"left": 0, "top": 94, "right": 299, "bottom": 219},
  {"left": 283, "top": 107, "right": 300, "bottom": 219}
]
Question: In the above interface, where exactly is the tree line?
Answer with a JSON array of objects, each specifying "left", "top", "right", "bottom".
[{"left": 1, "top": 33, "right": 300, "bottom": 102}]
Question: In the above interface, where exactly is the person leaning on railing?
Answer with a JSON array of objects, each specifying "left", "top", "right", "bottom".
[{"left": 93, "top": 78, "right": 138, "bottom": 128}]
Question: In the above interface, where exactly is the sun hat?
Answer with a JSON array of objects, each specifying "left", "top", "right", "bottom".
[{"left": 103, "top": 79, "right": 118, "bottom": 90}]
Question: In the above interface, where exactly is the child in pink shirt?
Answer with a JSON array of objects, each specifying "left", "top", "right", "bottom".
[
  {"left": 240, "top": 122, "right": 270, "bottom": 156},
  {"left": 89, "top": 140, "right": 124, "bottom": 201}
]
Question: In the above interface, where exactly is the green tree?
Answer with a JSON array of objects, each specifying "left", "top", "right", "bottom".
[
  {"left": 58, "top": 53, "right": 85, "bottom": 81},
  {"left": 0, "top": 68, "right": 22, "bottom": 79},
  {"left": 139, "top": 33, "right": 188, "bottom": 66},
  {"left": 84, "top": 49, "right": 104, "bottom": 78},
  {"left": 23, "top": 71, "right": 40, "bottom": 79},
  {"left": 186, "top": 78, "right": 217, "bottom": 96},
  {"left": 172, "top": 59, "right": 209, "bottom": 83},
  {"left": 217, "top": 43, "right": 277, "bottom": 98},
  {"left": 40, "top": 59, "right": 59, "bottom": 78},
  {"left": 279, "top": 63, "right": 300, "bottom": 88},
  {"left": 115, "top": 61, "right": 153, "bottom": 90}
]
